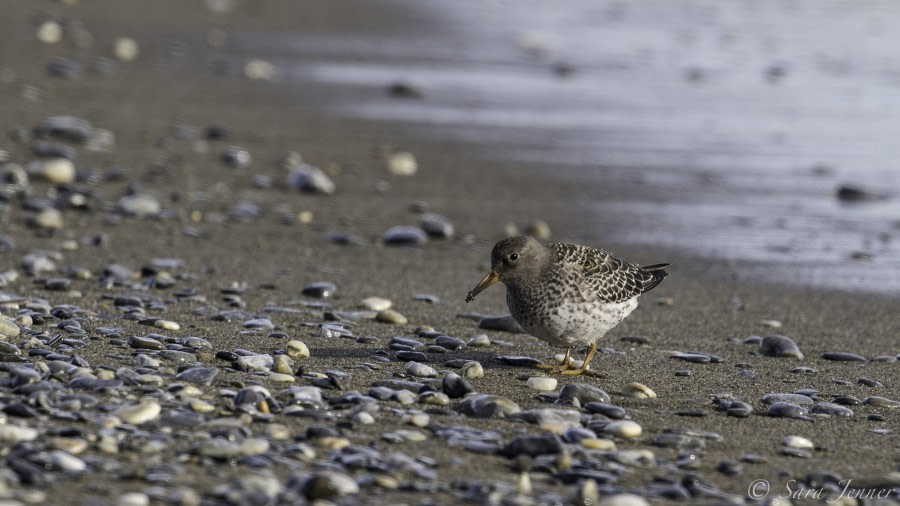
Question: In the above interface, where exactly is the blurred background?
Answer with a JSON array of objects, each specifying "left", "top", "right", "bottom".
[{"left": 241, "top": 0, "right": 900, "bottom": 293}]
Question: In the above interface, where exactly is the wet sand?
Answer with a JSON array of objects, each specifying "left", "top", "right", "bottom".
[{"left": 1, "top": 1, "right": 898, "bottom": 504}]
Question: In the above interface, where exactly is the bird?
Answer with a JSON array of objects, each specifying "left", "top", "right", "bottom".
[{"left": 466, "top": 236, "right": 669, "bottom": 376}]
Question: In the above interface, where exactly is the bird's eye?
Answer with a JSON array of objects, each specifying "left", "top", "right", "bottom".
[{"left": 509, "top": 252, "right": 519, "bottom": 262}]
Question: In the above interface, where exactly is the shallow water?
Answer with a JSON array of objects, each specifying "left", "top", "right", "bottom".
[{"left": 249, "top": 0, "right": 900, "bottom": 294}]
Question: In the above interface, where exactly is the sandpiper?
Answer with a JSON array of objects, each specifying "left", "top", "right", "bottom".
[{"left": 466, "top": 236, "right": 669, "bottom": 376}]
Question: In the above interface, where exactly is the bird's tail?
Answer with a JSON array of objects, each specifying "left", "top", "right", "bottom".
[{"left": 640, "top": 263, "right": 670, "bottom": 293}]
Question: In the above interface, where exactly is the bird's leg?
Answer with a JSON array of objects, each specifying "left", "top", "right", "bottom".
[
  {"left": 561, "top": 342, "right": 602, "bottom": 377},
  {"left": 534, "top": 347, "right": 575, "bottom": 373}
]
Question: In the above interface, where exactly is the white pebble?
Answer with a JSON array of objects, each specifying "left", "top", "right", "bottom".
[
  {"left": 782, "top": 435, "right": 814, "bottom": 449},
  {"left": 460, "top": 361, "right": 484, "bottom": 379},
  {"left": 239, "top": 437, "right": 270, "bottom": 456},
  {"left": 114, "top": 401, "right": 161, "bottom": 425},
  {"left": 116, "top": 492, "right": 150, "bottom": 506},
  {"left": 526, "top": 376, "right": 558, "bottom": 391},
  {"left": 360, "top": 296, "right": 392, "bottom": 311},
  {"left": 622, "top": 382, "right": 657, "bottom": 399},
  {"left": 405, "top": 361, "right": 437, "bottom": 378},
  {"left": 36, "top": 158, "right": 76, "bottom": 184},
  {"left": 387, "top": 151, "right": 417, "bottom": 175},
  {"left": 114, "top": 37, "right": 139, "bottom": 62},
  {"left": 153, "top": 319, "right": 180, "bottom": 331},
  {"left": 353, "top": 411, "right": 376, "bottom": 425},
  {"left": 603, "top": 420, "right": 642, "bottom": 439},
  {"left": 37, "top": 21, "right": 63, "bottom": 44},
  {"left": 598, "top": 493, "right": 650, "bottom": 506},
  {"left": 0, "top": 424, "right": 39, "bottom": 443},
  {"left": 286, "top": 340, "right": 310, "bottom": 358},
  {"left": 34, "top": 208, "right": 64, "bottom": 229},
  {"left": 244, "top": 58, "right": 274, "bottom": 80},
  {"left": 376, "top": 309, "right": 408, "bottom": 325}
]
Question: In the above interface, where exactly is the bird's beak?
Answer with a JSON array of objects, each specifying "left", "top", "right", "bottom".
[{"left": 466, "top": 270, "right": 500, "bottom": 303}]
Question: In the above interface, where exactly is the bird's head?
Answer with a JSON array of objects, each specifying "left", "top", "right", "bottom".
[{"left": 466, "top": 236, "right": 548, "bottom": 302}]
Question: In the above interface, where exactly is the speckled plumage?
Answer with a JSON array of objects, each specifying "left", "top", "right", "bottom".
[{"left": 467, "top": 236, "right": 669, "bottom": 374}]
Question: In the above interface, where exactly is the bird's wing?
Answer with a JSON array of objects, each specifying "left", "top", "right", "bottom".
[{"left": 553, "top": 243, "right": 668, "bottom": 303}]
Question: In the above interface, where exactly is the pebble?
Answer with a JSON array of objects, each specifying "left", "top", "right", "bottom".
[
  {"left": 863, "top": 396, "right": 900, "bottom": 408},
  {"left": 559, "top": 382, "right": 611, "bottom": 404},
  {"left": 671, "top": 352, "right": 711, "bottom": 363},
  {"left": 782, "top": 435, "right": 814, "bottom": 449},
  {"left": 526, "top": 376, "right": 557, "bottom": 391},
  {"left": 114, "top": 401, "right": 162, "bottom": 425},
  {"left": 822, "top": 351, "right": 868, "bottom": 362},
  {"left": 405, "top": 361, "right": 437, "bottom": 378},
  {"left": 0, "top": 318, "right": 21, "bottom": 337},
  {"left": 497, "top": 355, "right": 543, "bottom": 367},
  {"left": 287, "top": 163, "right": 336, "bottom": 194},
  {"left": 386, "top": 151, "right": 417, "bottom": 175},
  {"left": 117, "top": 194, "right": 161, "bottom": 218},
  {"left": 811, "top": 402, "right": 854, "bottom": 417},
  {"left": 32, "top": 157, "right": 76, "bottom": 184},
  {"left": 584, "top": 403, "right": 627, "bottom": 419},
  {"left": 466, "top": 334, "right": 491, "bottom": 348},
  {"left": 302, "top": 281, "right": 336, "bottom": 298},
  {"left": 235, "top": 354, "right": 274, "bottom": 372},
  {"left": 759, "top": 335, "right": 804, "bottom": 359},
  {"left": 762, "top": 393, "right": 814, "bottom": 406},
  {"left": 442, "top": 372, "right": 476, "bottom": 398},
  {"left": 767, "top": 402, "right": 812, "bottom": 420},
  {"left": 114, "top": 37, "right": 140, "bottom": 62},
  {"left": 383, "top": 225, "right": 428, "bottom": 246},
  {"left": 501, "top": 433, "right": 563, "bottom": 458},
  {"left": 459, "top": 394, "right": 521, "bottom": 418},
  {"left": 360, "top": 296, "right": 392, "bottom": 311},
  {"left": 376, "top": 309, "right": 408, "bottom": 324},
  {"left": 460, "top": 361, "right": 484, "bottom": 379},
  {"left": 479, "top": 315, "right": 525, "bottom": 333},
  {"left": 622, "top": 382, "right": 657, "bottom": 399},
  {"left": 598, "top": 494, "right": 650, "bottom": 506},
  {"left": 0, "top": 424, "right": 39, "bottom": 443},
  {"left": 602, "top": 420, "right": 642, "bottom": 439},
  {"left": 419, "top": 213, "right": 454, "bottom": 238},
  {"left": 34, "top": 208, "right": 64, "bottom": 229}
]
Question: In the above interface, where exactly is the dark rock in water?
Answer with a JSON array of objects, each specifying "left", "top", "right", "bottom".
[
  {"left": 767, "top": 402, "right": 812, "bottom": 420},
  {"left": 442, "top": 372, "right": 476, "bottom": 398},
  {"left": 836, "top": 184, "right": 889, "bottom": 202},
  {"left": 759, "top": 335, "right": 804, "bottom": 359},
  {"left": 301, "top": 281, "right": 336, "bottom": 298},
  {"left": 458, "top": 394, "right": 521, "bottom": 418},
  {"left": 501, "top": 433, "right": 563, "bottom": 458},
  {"left": 497, "top": 355, "right": 543, "bottom": 367},
  {"left": 478, "top": 315, "right": 525, "bottom": 333},
  {"left": 811, "top": 402, "right": 853, "bottom": 417},
  {"left": 559, "top": 382, "right": 611, "bottom": 404},
  {"left": 382, "top": 226, "right": 428, "bottom": 246},
  {"left": 822, "top": 352, "right": 868, "bottom": 362}
]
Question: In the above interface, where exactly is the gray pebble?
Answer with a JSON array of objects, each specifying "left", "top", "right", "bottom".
[
  {"left": 287, "top": 163, "right": 336, "bottom": 194},
  {"left": 497, "top": 355, "right": 543, "bottom": 367},
  {"left": 767, "top": 402, "right": 812, "bottom": 420},
  {"left": 671, "top": 353, "right": 711, "bottom": 363},
  {"left": 559, "top": 382, "right": 611, "bottom": 404},
  {"left": 478, "top": 315, "right": 525, "bottom": 333},
  {"left": 858, "top": 377, "right": 884, "bottom": 388},
  {"left": 762, "top": 393, "right": 814, "bottom": 406},
  {"left": 458, "top": 394, "right": 521, "bottom": 418},
  {"left": 301, "top": 281, "right": 336, "bottom": 298},
  {"left": 435, "top": 335, "right": 466, "bottom": 350},
  {"left": 442, "top": 372, "right": 476, "bottom": 398},
  {"left": 863, "top": 396, "right": 900, "bottom": 408},
  {"left": 759, "top": 335, "right": 804, "bottom": 359},
  {"left": 235, "top": 354, "right": 274, "bottom": 372},
  {"left": 173, "top": 367, "right": 219, "bottom": 385},
  {"left": 419, "top": 213, "right": 454, "bottom": 238},
  {"left": 584, "top": 402, "right": 626, "bottom": 419},
  {"left": 117, "top": 194, "right": 161, "bottom": 218},
  {"left": 501, "top": 433, "right": 563, "bottom": 458},
  {"left": 383, "top": 225, "right": 428, "bottom": 246},
  {"left": 404, "top": 361, "right": 437, "bottom": 378},
  {"left": 810, "top": 402, "right": 854, "bottom": 417},
  {"left": 652, "top": 433, "right": 706, "bottom": 450},
  {"left": 822, "top": 351, "right": 868, "bottom": 362}
]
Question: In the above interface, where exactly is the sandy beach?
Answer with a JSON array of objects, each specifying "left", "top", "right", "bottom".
[{"left": 0, "top": 1, "right": 898, "bottom": 505}]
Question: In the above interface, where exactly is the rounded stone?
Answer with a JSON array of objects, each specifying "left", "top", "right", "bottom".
[
  {"left": 376, "top": 309, "right": 408, "bottom": 325},
  {"left": 383, "top": 226, "right": 428, "bottom": 246},
  {"left": 526, "top": 376, "right": 557, "bottom": 391},
  {"left": 287, "top": 163, "right": 335, "bottom": 194},
  {"left": 117, "top": 194, "right": 161, "bottom": 218},
  {"left": 113, "top": 38, "right": 140, "bottom": 62},
  {"left": 760, "top": 335, "right": 804, "bottom": 359},
  {"left": 623, "top": 382, "right": 657, "bottom": 399},
  {"left": 286, "top": 340, "right": 310, "bottom": 358},
  {"left": 419, "top": 213, "right": 454, "bottom": 238},
  {"left": 116, "top": 492, "right": 150, "bottom": 506},
  {"left": 386, "top": 151, "right": 417, "bottom": 176},
  {"left": 782, "top": 435, "right": 814, "bottom": 449},
  {"left": 303, "top": 471, "right": 360, "bottom": 500},
  {"left": 603, "top": 420, "right": 642, "bottom": 439},
  {"left": 301, "top": 281, "right": 336, "bottom": 298},
  {"left": 360, "top": 296, "right": 392, "bottom": 311},
  {"left": 460, "top": 361, "right": 484, "bottom": 379},
  {"left": 405, "top": 361, "right": 437, "bottom": 378},
  {"left": 34, "top": 208, "right": 64, "bottom": 229},
  {"left": 466, "top": 334, "right": 492, "bottom": 348},
  {"left": 0, "top": 318, "right": 21, "bottom": 337},
  {"left": 114, "top": 401, "right": 161, "bottom": 425},
  {"left": 37, "top": 158, "right": 76, "bottom": 184}
]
